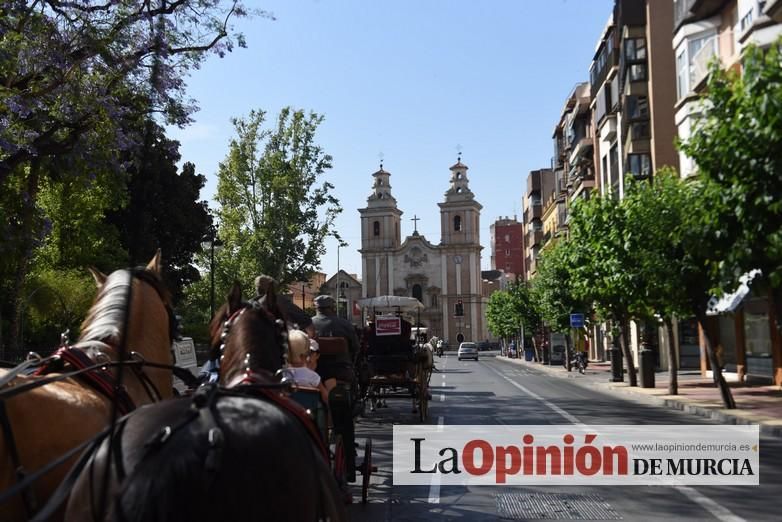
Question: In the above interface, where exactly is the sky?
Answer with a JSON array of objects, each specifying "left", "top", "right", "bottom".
[{"left": 168, "top": 0, "right": 615, "bottom": 280}]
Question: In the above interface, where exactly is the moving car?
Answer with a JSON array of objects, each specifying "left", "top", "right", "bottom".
[{"left": 458, "top": 342, "right": 479, "bottom": 361}]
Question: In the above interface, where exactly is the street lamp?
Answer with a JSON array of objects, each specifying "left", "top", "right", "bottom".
[{"left": 204, "top": 223, "right": 223, "bottom": 319}]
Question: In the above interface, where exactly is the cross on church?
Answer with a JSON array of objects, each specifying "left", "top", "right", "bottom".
[{"left": 411, "top": 214, "right": 420, "bottom": 233}]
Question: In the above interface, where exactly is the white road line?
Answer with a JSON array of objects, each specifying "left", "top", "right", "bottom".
[
  {"left": 675, "top": 486, "right": 746, "bottom": 522},
  {"left": 427, "top": 416, "right": 445, "bottom": 504},
  {"left": 485, "top": 363, "right": 584, "bottom": 426},
  {"left": 489, "top": 361, "right": 746, "bottom": 522},
  {"left": 439, "top": 393, "right": 445, "bottom": 402}
]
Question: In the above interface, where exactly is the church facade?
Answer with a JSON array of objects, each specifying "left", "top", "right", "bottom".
[{"left": 358, "top": 159, "right": 485, "bottom": 344}]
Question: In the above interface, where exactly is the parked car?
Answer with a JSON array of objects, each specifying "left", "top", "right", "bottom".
[
  {"left": 458, "top": 342, "right": 479, "bottom": 361},
  {"left": 477, "top": 341, "right": 490, "bottom": 351}
]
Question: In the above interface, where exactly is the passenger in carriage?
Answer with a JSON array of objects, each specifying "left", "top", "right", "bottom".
[{"left": 286, "top": 329, "right": 329, "bottom": 404}]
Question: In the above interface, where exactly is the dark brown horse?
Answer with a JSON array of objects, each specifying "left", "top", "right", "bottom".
[{"left": 63, "top": 282, "right": 346, "bottom": 522}]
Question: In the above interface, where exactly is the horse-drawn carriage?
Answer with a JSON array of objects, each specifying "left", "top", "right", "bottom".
[
  {"left": 288, "top": 334, "right": 374, "bottom": 504},
  {"left": 357, "top": 296, "right": 433, "bottom": 422},
  {"left": 0, "top": 259, "right": 359, "bottom": 520}
]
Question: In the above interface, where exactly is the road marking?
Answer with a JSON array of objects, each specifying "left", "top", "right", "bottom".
[
  {"left": 427, "top": 416, "right": 444, "bottom": 504},
  {"left": 485, "top": 363, "right": 584, "bottom": 426},
  {"left": 489, "top": 361, "right": 745, "bottom": 522},
  {"left": 675, "top": 486, "right": 746, "bottom": 522},
  {"left": 439, "top": 393, "right": 445, "bottom": 402}
]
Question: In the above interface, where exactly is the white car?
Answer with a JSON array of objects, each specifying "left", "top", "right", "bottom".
[{"left": 458, "top": 342, "right": 479, "bottom": 361}]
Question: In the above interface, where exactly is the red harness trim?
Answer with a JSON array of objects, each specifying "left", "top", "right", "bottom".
[
  {"left": 34, "top": 346, "right": 136, "bottom": 415},
  {"left": 238, "top": 374, "right": 329, "bottom": 461}
]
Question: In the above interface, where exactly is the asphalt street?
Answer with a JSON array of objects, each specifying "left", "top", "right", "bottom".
[{"left": 347, "top": 352, "right": 781, "bottom": 521}]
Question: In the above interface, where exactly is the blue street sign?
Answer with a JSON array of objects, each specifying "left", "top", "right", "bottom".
[{"left": 570, "top": 313, "right": 585, "bottom": 328}]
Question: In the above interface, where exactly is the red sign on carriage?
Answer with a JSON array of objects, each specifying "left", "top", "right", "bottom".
[{"left": 375, "top": 317, "right": 402, "bottom": 336}]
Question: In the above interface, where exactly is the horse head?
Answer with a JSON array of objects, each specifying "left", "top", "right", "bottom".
[
  {"left": 210, "top": 281, "right": 289, "bottom": 387},
  {"left": 75, "top": 250, "right": 175, "bottom": 403}
]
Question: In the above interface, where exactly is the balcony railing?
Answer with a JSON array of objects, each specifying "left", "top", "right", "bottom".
[{"left": 690, "top": 36, "right": 718, "bottom": 89}]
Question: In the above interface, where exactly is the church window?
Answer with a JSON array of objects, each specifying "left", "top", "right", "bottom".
[
  {"left": 378, "top": 179, "right": 383, "bottom": 186},
  {"left": 456, "top": 172, "right": 462, "bottom": 180},
  {"left": 431, "top": 294, "right": 438, "bottom": 308},
  {"left": 456, "top": 187, "right": 462, "bottom": 193},
  {"left": 454, "top": 215, "right": 462, "bottom": 231},
  {"left": 412, "top": 284, "right": 423, "bottom": 302},
  {"left": 373, "top": 221, "right": 380, "bottom": 236}
]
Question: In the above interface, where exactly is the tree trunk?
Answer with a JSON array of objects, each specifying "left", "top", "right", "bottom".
[
  {"left": 696, "top": 311, "right": 736, "bottom": 409},
  {"left": 618, "top": 319, "right": 638, "bottom": 387},
  {"left": 664, "top": 317, "right": 678, "bottom": 395},
  {"left": 531, "top": 337, "right": 540, "bottom": 362},
  {"left": 6, "top": 162, "right": 41, "bottom": 355},
  {"left": 564, "top": 331, "right": 572, "bottom": 371}
]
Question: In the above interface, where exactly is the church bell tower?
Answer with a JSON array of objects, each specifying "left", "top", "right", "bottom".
[{"left": 358, "top": 163, "right": 403, "bottom": 297}]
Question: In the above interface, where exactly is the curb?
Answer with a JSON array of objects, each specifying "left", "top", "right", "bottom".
[{"left": 497, "top": 356, "right": 782, "bottom": 439}]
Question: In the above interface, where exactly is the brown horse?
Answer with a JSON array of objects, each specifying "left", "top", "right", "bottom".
[
  {"left": 63, "top": 282, "right": 347, "bottom": 522},
  {"left": 0, "top": 252, "right": 175, "bottom": 521}
]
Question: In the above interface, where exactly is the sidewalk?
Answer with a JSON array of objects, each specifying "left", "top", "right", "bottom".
[{"left": 497, "top": 356, "right": 782, "bottom": 439}]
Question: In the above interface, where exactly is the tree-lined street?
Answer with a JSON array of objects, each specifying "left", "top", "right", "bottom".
[{"left": 349, "top": 353, "right": 782, "bottom": 521}]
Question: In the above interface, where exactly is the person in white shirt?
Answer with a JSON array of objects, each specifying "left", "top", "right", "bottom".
[{"left": 287, "top": 329, "right": 329, "bottom": 404}]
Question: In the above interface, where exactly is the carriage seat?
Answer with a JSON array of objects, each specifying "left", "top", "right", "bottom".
[
  {"left": 290, "top": 386, "right": 328, "bottom": 442},
  {"left": 315, "top": 337, "right": 353, "bottom": 384}
]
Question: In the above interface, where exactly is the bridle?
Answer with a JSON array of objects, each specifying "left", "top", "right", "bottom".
[{"left": 215, "top": 298, "right": 290, "bottom": 387}]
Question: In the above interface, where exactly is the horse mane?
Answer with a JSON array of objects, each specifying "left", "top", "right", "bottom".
[
  {"left": 210, "top": 284, "right": 290, "bottom": 384},
  {"left": 74, "top": 268, "right": 170, "bottom": 350}
]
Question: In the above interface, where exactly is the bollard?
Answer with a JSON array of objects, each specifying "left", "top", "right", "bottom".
[
  {"left": 610, "top": 345, "right": 623, "bottom": 382},
  {"left": 640, "top": 348, "right": 655, "bottom": 388}
]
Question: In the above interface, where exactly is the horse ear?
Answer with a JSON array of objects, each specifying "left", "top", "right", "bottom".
[
  {"left": 227, "top": 281, "right": 243, "bottom": 314},
  {"left": 88, "top": 267, "right": 107, "bottom": 287},
  {"left": 146, "top": 249, "right": 162, "bottom": 275}
]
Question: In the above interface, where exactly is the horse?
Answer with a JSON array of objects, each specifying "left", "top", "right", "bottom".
[
  {"left": 63, "top": 282, "right": 347, "bottom": 522},
  {"left": 0, "top": 252, "right": 175, "bottom": 521}
]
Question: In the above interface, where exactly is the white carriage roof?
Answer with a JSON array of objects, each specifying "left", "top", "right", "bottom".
[{"left": 358, "top": 295, "right": 424, "bottom": 311}]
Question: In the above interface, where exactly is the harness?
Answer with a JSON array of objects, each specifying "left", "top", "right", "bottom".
[{"left": 0, "top": 267, "right": 184, "bottom": 519}]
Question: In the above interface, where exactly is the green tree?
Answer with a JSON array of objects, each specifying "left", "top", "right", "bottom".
[
  {"left": 213, "top": 108, "right": 343, "bottom": 292},
  {"left": 532, "top": 239, "right": 585, "bottom": 368},
  {"left": 486, "top": 290, "right": 518, "bottom": 345},
  {"left": 679, "top": 39, "right": 782, "bottom": 332},
  {"left": 107, "top": 123, "right": 212, "bottom": 302},
  {"left": 567, "top": 196, "right": 639, "bottom": 386}
]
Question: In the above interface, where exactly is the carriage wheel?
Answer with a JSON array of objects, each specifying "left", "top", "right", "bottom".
[{"left": 360, "top": 438, "right": 373, "bottom": 504}]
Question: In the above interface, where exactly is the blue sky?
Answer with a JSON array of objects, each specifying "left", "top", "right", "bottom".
[{"left": 169, "top": 0, "right": 615, "bottom": 279}]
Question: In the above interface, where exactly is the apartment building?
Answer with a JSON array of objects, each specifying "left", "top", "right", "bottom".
[
  {"left": 522, "top": 168, "right": 553, "bottom": 281},
  {"left": 489, "top": 217, "right": 525, "bottom": 280},
  {"left": 674, "top": 0, "right": 782, "bottom": 385}
]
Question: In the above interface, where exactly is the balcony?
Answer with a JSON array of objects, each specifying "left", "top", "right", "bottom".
[
  {"left": 528, "top": 229, "right": 544, "bottom": 247},
  {"left": 527, "top": 204, "right": 542, "bottom": 221},
  {"left": 526, "top": 175, "right": 541, "bottom": 197},
  {"left": 689, "top": 0, "right": 731, "bottom": 21},
  {"left": 569, "top": 136, "right": 594, "bottom": 164},
  {"left": 674, "top": 0, "right": 697, "bottom": 30},
  {"left": 690, "top": 36, "right": 718, "bottom": 90}
]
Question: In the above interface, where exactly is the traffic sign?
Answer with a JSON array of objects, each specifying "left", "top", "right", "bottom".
[{"left": 570, "top": 313, "right": 585, "bottom": 328}]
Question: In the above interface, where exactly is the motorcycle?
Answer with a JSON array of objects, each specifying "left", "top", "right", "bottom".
[{"left": 563, "top": 350, "right": 588, "bottom": 374}]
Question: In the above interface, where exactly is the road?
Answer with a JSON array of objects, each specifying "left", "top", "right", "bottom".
[{"left": 347, "top": 352, "right": 781, "bottom": 521}]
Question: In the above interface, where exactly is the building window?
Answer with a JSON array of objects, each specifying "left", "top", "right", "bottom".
[
  {"left": 624, "top": 38, "right": 647, "bottom": 61},
  {"left": 676, "top": 47, "right": 688, "bottom": 99},
  {"left": 412, "top": 284, "right": 423, "bottom": 302},
  {"left": 454, "top": 215, "right": 462, "bottom": 231},
  {"left": 454, "top": 300, "right": 464, "bottom": 317},
  {"left": 626, "top": 153, "right": 652, "bottom": 179},
  {"left": 626, "top": 95, "right": 649, "bottom": 120},
  {"left": 609, "top": 144, "right": 620, "bottom": 198},
  {"left": 629, "top": 63, "right": 647, "bottom": 82},
  {"left": 505, "top": 249, "right": 510, "bottom": 256},
  {"left": 431, "top": 294, "right": 438, "bottom": 308},
  {"left": 631, "top": 122, "right": 651, "bottom": 139},
  {"left": 504, "top": 234, "right": 510, "bottom": 243},
  {"left": 373, "top": 221, "right": 380, "bottom": 236}
]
